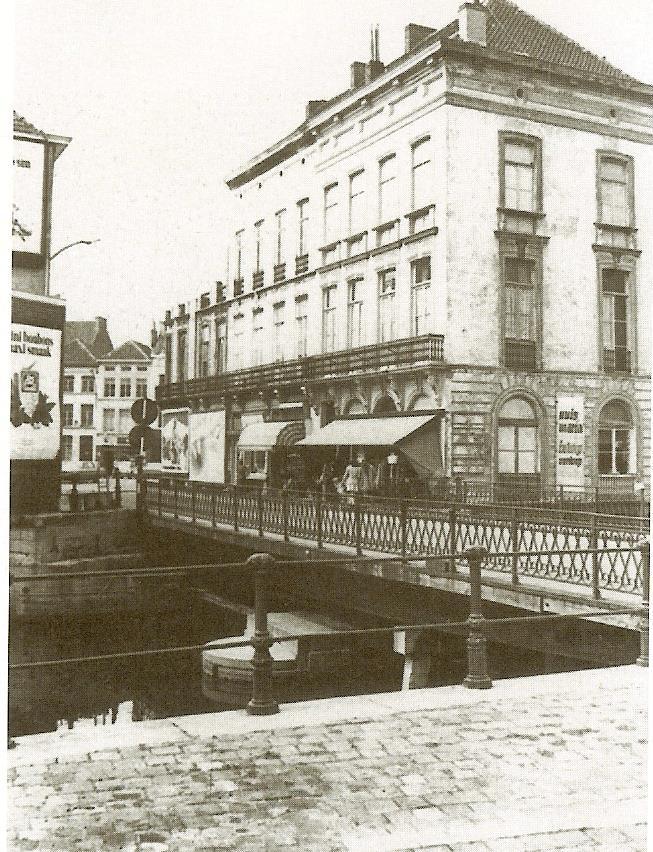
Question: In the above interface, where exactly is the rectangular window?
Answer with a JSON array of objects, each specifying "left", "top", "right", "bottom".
[
  {"left": 81, "top": 375, "right": 94, "bottom": 393},
  {"left": 216, "top": 320, "right": 227, "bottom": 374},
  {"left": 252, "top": 311, "right": 264, "bottom": 366},
  {"left": 80, "top": 404, "right": 94, "bottom": 427},
  {"left": 62, "top": 403, "right": 73, "bottom": 427},
  {"left": 347, "top": 278, "right": 364, "bottom": 349},
  {"left": 254, "top": 220, "right": 263, "bottom": 271},
  {"left": 275, "top": 209, "right": 286, "bottom": 265},
  {"left": 379, "top": 155, "right": 398, "bottom": 222},
  {"left": 79, "top": 435, "right": 94, "bottom": 462},
  {"left": 235, "top": 229, "right": 244, "bottom": 279},
  {"left": 411, "top": 256, "right": 431, "bottom": 336},
  {"left": 177, "top": 328, "right": 187, "bottom": 381},
  {"left": 498, "top": 424, "right": 537, "bottom": 474},
  {"left": 324, "top": 183, "right": 338, "bottom": 242},
  {"left": 411, "top": 137, "right": 432, "bottom": 211},
  {"left": 505, "top": 259, "right": 535, "bottom": 341},
  {"left": 349, "top": 170, "right": 365, "bottom": 234},
  {"left": 378, "top": 267, "right": 396, "bottom": 343},
  {"left": 273, "top": 302, "right": 285, "bottom": 362},
  {"left": 199, "top": 324, "right": 210, "bottom": 377},
  {"left": 135, "top": 379, "right": 147, "bottom": 398},
  {"left": 120, "top": 378, "right": 132, "bottom": 398},
  {"left": 119, "top": 409, "right": 131, "bottom": 434},
  {"left": 322, "top": 286, "right": 337, "bottom": 352},
  {"left": 232, "top": 315, "right": 244, "bottom": 370},
  {"left": 503, "top": 138, "right": 537, "bottom": 212},
  {"left": 297, "top": 198, "right": 309, "bottom": 257},
  {"left": 103, "top": 409, "right": 115, "bottom": 433},
  {"left": 295, "top": 296, "right": 308, "bottom": 358},
  {"left": 103, "top": 377, "right": 116, "bottom": 398},
  {"left": 598, "top": 427, "right": 631, "bottom": 475},
  {"left": 62, "top": 434, "right": 73, "bottom": 461},
  {"left": 598, "top": 155, "right": 632, "bottom": 226},
  {"left": 602, "top": 269, "right": 630, "bottom": 372},
  {"left": 63, "top": 374, "right": 74, "bottom": 393}
]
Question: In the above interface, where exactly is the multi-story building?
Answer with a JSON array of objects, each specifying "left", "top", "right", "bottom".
[
  {"left": 11, "top": 112, "right": 70, "bottom": 513},
  {"left": 96, "top": 341, "right": 156, "bottom": 468},
  {"left": 157, "top": 0, "right": 651, "bottom": 499},
  {"left": 61, "top": 318, "right": 113, "bottom": 472}
]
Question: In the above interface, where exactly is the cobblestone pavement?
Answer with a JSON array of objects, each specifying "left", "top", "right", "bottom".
[{"left": 7, "top": 667, "right": 647, "bottom": 851}]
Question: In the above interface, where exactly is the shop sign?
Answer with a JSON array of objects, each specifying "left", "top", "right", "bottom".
[
  {"left": 556, "top": 395, "right": 585, "bottom": 487},
  {"left": 161, "top": 409, "right": 189, "bottom": 472},
  {"left": 10, "top": 323, "right": 61, "bottom": 460},
  {"left": 189, "top": 411, "right": 226, "bottom": 483},
  {"left": 13, "top": 139, "right": 45, "bottom": 255}
]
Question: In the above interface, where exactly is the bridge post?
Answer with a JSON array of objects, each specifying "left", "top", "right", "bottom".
[
  {"left": 282, "top": 490, "right": 289, "bottom": 542},
  {"left": 511, "top": 507, "right": 519, "bottom": 586},
  {"left": 258, "top": 488, "right": 264, "bottom": 537},
  {"left": 354, "top": 495, "right": 362, "bottom": 556},
  {"left": 211, "top": 487, "right": 216, "bottom": 528},
  {"left": 463, "top": 546, "right": 492, "bottom": 690},
  {"left": 173, "top": 479, "right": 178, "bottom": 520},
  {"left": 637, "top": 538, "right": 649, "bottom": 667},
  {"left": 316, "top": 492, "right": 323, "bottom": 548},
  {"left": 233, "top": 486, "right": 239, "bottom": 532},
  {"left": 448, "top": 505, "right": 457, "bottom": 575},
  {"left": 191, "top": 481, "right": 196, "bottom": 525},
  {"left": 158, "top": 478, "right": 162, "bottom": 518},
  {"left": 247, "top": 553, "right": 279, "bottom": 716},
  {"left": 590, "top": 514, "right": 600, "bottom": 599}
]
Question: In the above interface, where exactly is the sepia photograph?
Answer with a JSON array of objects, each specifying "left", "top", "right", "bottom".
[{"left": 7, "top": 0, "right": 652, "bottom": 849}]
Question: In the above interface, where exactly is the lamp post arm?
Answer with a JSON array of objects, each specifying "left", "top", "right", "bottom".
[{"left": 49, "top": 239, "right": 100, "bottom": 262}]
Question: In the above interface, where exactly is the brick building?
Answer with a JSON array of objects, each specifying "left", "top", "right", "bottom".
[{"left": 156, "top": 0, "right": 651, "bottom": 499}]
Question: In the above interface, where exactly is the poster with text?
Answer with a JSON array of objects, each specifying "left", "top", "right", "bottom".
[
  {"left": 161, "top": 409, "right": 189, "bottom": 473},
  {"left": 10, "top": 324, "right": 61, "bottom": 460},
  {"left": 556, "top": 395, "right": 585, "bottom": 488},
  {"left": 189, "top": 411, "right": 226, "bottom": 482},
  {"left": 13, "top": 139, "right": 45, "bottom": 255}
]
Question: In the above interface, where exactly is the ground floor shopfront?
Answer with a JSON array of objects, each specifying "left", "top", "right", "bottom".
[{"left": 156, "top": 364, "right": 650, "bottom": 503}]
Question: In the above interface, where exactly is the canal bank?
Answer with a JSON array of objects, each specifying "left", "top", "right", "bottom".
[{"left": 7, "top": 666, "right": 647, "bottom": 851}]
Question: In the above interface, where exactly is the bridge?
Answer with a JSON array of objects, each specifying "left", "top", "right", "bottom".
[{"left": 143, "top": 478, "right": 646, "bottom": 624}]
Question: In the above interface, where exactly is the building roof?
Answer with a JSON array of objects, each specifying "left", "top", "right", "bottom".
[
  {"left": 13, "top": 111, "right": 47, "bottom": 138},
  {"left": 63, "top": 338, "right": 98, "bottom": 369},
  {"left": 227, "top": 0, "right": 649, "bottom": 190},
  {"left": 101, "top": 340, "right": 152, "bottom": 362},
  {"left": 65, "top": 319, "right": 113, "bottom": 358}
]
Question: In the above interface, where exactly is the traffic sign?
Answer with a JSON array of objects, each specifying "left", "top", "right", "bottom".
[
  {"left": 131, "top": 397, "right": 158, "bottom": 426},
  {"left": 129, "top": 424, "right": 159, "bottom": 454}
]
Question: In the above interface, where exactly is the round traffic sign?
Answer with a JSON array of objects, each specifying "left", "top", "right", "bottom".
[{"left": 131, "top": 397, "right": 158, "bottom": 426}]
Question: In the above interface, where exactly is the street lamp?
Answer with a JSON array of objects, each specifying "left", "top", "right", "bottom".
[{"left": 49, "top": 238, "right": 100, "bottom": 262}]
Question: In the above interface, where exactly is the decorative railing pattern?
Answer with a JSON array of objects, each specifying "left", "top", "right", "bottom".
[{"left": 145, "top": 480, "right": 646, "bottom": 598}]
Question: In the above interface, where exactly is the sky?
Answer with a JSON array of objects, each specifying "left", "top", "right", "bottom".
[{"left": 12, "top": 0, "right": 653, "bottom": 348}]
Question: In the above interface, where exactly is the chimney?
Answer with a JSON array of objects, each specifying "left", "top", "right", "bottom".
[
  {"left": 458, "top": 1, "right": 487, "bottom": 47},
  {"left": 405, "top": 23, "right": 437, "bottom": 53},
  {"left": 366, "top": 24, "right": 385, "bottom": 82},
  {"left": 95, "top": 316, "right": 107, "bottom": 334},
  {"left": 306, "top": 100, "right": 328, "bottom": 120},
  {"left": 350, "top": 61, "right": 366, "bottom": 89},
  {"left": 165, "top": 309, "right": 172, "bottom": 324},
  {"left": 150, "top": 323, "right": 158, "bottom": 349}
]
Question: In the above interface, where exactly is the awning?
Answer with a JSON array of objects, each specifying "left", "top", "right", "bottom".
[
  {"left": 298, "top": 415, "right": 437, "bottom": 447},
  {"left": 237, "top": 420, "right": 305, "bottom": 451}
]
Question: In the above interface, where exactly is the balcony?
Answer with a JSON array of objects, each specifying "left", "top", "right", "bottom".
[
  {"left": 295, "top": 254, "right": 309, "bottom": 276},
  {"left": 233, "top": 278, "right": 244, "bottom": 297},
  {"left": 273, "top": 263, "right": 286, "bottom": 284},
  {"left": 603, "top": 348, "right": 631, "bottom": 374},
  {"left": 253, "top": 270, "right": 264, "bottom": 290},
  {"left": 156, "top": 334, "right": 445, "bottom": 404},
  {"left": 504, "top": 338, "right": 537, "bottom": 371}
]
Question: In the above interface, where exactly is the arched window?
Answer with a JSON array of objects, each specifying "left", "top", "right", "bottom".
[
  {"left": 373, "top": 395, "right": 398, "bottom": 415},
  {"left": 345, "top": 399, "right": 366, "bottom": 416},
  {"left": 497, "top": 397, "right": 539, "bottom": 475},
  {"left": 598, "top": 400, "right": 633, "bottom": 475}
]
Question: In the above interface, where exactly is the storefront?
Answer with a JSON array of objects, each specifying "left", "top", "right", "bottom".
[{"left": 236, "top": 419, "right": 306, "bottom": 488}]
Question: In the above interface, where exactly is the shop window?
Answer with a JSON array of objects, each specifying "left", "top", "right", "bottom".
[
  {"left": 602, "top": 269, "right": 631, "bottom": 373},
  {"left": 497, "top": 397, "right": 539, "bottom": 475},
  {"left": 411, "top": 256, "right": 431, "bottom": 336},
  {"left": 79, "top": 435, "right": 94, "bottom": 462},
  {"left": 598, "top": 400, "right": 634, "bottom": 476}
]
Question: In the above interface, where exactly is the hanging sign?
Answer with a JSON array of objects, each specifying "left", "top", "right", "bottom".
[
  {"left": 556, "top": 395, "right": 585, "bottom": 488},
  {"left": 13, "top": 139, "right": 45, "bottom": 255}
]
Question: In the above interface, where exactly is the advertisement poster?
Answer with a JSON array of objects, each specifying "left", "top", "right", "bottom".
[
  {"left": 161, "top": 409, "right": 189, "bottom": 473},
  {"left": 13, "top": 139, "right": 45, "bottom": 255},
  {"left": 10, "top": 323, "right": 61, "bottom": 460},
  {"left": 189, "top": 411, "right": 226, "bottom": 482},
  {"left": 556, "top": 395, "right": 585, "bottom": 488}
]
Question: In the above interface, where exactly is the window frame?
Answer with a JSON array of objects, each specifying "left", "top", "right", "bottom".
[
  {"left": 411, "top": 256, "right": 432, "bottom": 336},
  {"left": 496, "top": 396, "right": 540, "bottom": 476},
  {"left": 411, "top": 136, "right": 432, "bottom": 212},
  {"left": 347, "top": 277, "right": 364, "bottom": 350},
  {"left": 597, "top": 399, "right": 635, "bottom": 476},
  {"left": 254, "top": 220, "right": 264, "bottom": 272},
  {"left": 297, "top": 198, "right": 309, "bottom": 257},
  {"left": 295, "top": 295, "right": 308, "bottom": 359},
  {"left": 377, "top": 266, "right": 397, "bottom": 343},
  {"left": 103, "top": 377, "right": 116, "bottom": 398},
  {"left": 348, "top": 170, "right": 365, "bottom": 235},
  {"left": 498, "top": 132, "right": 542, "bottom": 214},
  {"left": 378, "top": 154, "right": 398, "bottom": 223},
  {"left": 322, "top": 285, "right": 338, "bottom": 353},
  {"left": 596, "top": 151, "right": 634, "bottom": 228},
  {"left": 63, "top": 374, "right": 75, "bottom": 394},
  {"left": 81, "top": 375, "right": 94, "bottom": 393},
  {"left": 275, "top": 209, "right": 286, "bottom": 265}
]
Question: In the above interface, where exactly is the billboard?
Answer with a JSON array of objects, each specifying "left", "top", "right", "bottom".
[
  {"left": 10, "top": 323, "right": 61, "bottom": 460},
  {"left": 189, "top": 411, "right": 226, "bottom": 482},
  {"left": 556, "top": 395, "right": 585, "bottom": 488},
  {"left": 13, "top": 139, "right": 45, "bottom": 255},
  {"left": 161, "top": 409, "right": 189, "bottom": 473}
]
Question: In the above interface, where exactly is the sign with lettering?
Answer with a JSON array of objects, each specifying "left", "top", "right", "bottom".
[
  {"left": 189, "top": 411, "right": 226, "bottom": 483},
  {"left": 13, "top": 139, "right": 45, "bottom": 255},
  {"left": 161, "top": 409, "right": 189, "bottom": 472},
  {"left": 10, "top": 323, "right": 61, "bottom": 459},
  {"left": 556, "top": 395, "right": 585, "bottom": 488}
]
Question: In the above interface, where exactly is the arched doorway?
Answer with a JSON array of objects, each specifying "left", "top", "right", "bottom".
[
  {"left": 373, "top": 394, "right": 398, "bottom": 415},
  {"left": 496, "top": 396, "right": 540, "bottom": 499}
]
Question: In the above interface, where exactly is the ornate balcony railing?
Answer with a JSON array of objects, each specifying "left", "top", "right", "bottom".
[
  {"left": 233, "top": 277, "right": 244, "bottom": 297},
  {"left": 253, "top": 270, "right": 265, "bottom": 290},
  {"left": 295, "top": 254, "right": 309, "bottom": 276},
  {"left": 156, "top": 333, "right": 445, "bottom": 403},
  {"left": 273, "top": 263, "right": 286, "bottom": 284}
]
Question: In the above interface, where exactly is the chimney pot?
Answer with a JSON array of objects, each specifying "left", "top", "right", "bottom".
[
  {"left": 458, "top": 1, "right": 487, "bottom": 47},
  {"left": 405, "top": 23, "right": 437, "bottom": 53},
  {"left": 350, "top": 61, "right": 366, "bottom": 89},
  {"left": 306, "top": 99, "right": 328, "bottom": 120}
]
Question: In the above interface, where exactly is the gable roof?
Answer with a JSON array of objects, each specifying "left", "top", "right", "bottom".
[
  {"left": 102, "top": 340, "right": 152, "bottom": 362},
  {"left": 484, "top": 0, "right": 638, "bottom": 84},
  {"left": 13, "top": 111, "right": 47, "bottom": 138},
  {"left": 63, "top": 338, "right": 98, "bottom": 369},
  {"left": 64, "top": 320, "right": 113, "bottom": 358}
]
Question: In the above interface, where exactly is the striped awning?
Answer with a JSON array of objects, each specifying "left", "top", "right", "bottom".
[
  {"left": 298, "top": 415, "right": 436, "bottom": 447},
  {"left": 237, "top": 420, "right": 305, "bottom": 451}
]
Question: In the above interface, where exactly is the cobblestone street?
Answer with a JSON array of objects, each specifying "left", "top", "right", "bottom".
[{"left": 7, "top": 667, "right": 647, "bottom": 851}]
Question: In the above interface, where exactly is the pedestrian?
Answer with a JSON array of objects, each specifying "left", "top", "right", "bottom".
[{"left": 340, "top": 456, "right": 362, "bottom": 503}]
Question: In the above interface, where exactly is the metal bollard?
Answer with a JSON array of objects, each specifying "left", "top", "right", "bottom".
[
  {"left": 637, "top": 538, "right": 649, "bottom": 667},
  {"left": 463, "top": 546, "right": 492, "bottom": 689},
  {"left": 247, "top": 553, "right": 279, "bottom": 715}
]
